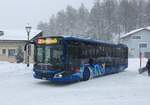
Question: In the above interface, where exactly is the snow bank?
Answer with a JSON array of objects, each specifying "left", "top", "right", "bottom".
[
  {"left": 0, "top": 61, "right": 32, "bottom": 73},
  {"left": 127, "top": 58, "right": 147, "bottom": 70},
  {"left": 0, "top": 61, "right": 32, "bottom": 81}
]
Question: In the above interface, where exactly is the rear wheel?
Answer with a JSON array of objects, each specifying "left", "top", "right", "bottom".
[{"left": 82, "top": 67, "right": 91, "bottom": 81}]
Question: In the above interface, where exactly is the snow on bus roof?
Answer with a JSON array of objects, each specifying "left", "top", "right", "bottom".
[{"left": 0, "top": 29, "right": 41, "bottom": 41}]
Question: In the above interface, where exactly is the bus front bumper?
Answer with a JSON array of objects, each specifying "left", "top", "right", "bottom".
[{"left": 33, "top": 72, "right": 81, "bottom": 83}]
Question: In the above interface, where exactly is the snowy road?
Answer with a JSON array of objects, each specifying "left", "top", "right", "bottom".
[{"left": 0, "top": 59, "right": 150, "bottom": 105}]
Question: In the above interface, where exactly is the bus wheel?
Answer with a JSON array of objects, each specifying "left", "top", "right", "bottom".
[{"left": 82, "top": 67, "right": 91, "bottom": 81}]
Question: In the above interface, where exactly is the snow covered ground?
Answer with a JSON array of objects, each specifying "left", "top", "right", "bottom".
[{"left": 0, "top": 58, "right": 150, "bottom": 105}]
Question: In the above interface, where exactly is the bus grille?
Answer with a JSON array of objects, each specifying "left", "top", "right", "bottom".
[
  {"left": 34, "top": 64, "right": 50, "bottom": 71},
  {"left": 35, "top": 72, "right": 54, "bottom": 78}
]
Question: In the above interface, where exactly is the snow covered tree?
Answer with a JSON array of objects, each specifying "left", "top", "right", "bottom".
[
  {"left": 37, "top": 21, "right": 49, "bottom": 36},
  {"left": 89, "top": 0, "right": 113, "bottom": 40},
  {"left": 77, "top": 4, "right": 90, "bottom": 35},
  {"left": 65, "top": 6, "right": 78, "bottom": 34},
  {"left": 145, "top": 0, "right": 150, "bottom": 26},
  {"left": 118, "top": 0, "right": 131, "bottom": 33},
  {"left": 55, "top": 10, "right": 67, "bottom": 35},
  {"left": 101, "top": 0, "right": 117, "bottom": 40},
  {"left": 89, "top": 0, "right": 103, "bottom": 39},
  {"left": 37, "top": 0, "right": 150, "bottom": 42},
  {"left": 48, "top": 15, "right": 57, "bottom": 35},
  {"left": 136, "top": 0, "right": 147, "bottom": 28}
]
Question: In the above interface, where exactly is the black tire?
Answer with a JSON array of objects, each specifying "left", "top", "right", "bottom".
[{"left": 82, "top": 67, "right": 91, "bottom": 81}]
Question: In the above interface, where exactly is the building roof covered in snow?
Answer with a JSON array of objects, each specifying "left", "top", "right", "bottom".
[
  {"left": 121, "top": 27, "right": 150, "bottom": 39},
  {"left": 0, "top": 29, "right": 42, "bottom": 41}
]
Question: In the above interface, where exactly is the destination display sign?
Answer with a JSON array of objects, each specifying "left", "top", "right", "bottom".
[{"left": 37, "top": 38, "right": 58, "bottom": 45}]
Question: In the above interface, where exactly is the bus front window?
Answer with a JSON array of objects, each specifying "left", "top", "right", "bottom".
[
  {"left": 36, "top": 45, "right": 63, "bottom": 67},
  {"left": 37, "top": 47, "right": 44, "bottom": 63}
]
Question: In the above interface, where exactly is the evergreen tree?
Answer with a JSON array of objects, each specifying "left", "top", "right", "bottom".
[
  {"left": 77, "top": 4, "right": 90, "bottom": 35},
  {"left": 37, "top": 0, "right": 150, "bottom": 42},
  {"left": 145, "top": 0, "right": 150, "bottom": 26},
  {"left": 49, "top": 15, "right": 57, "bottom": 35},
  {"left": 37, "top": 21, "right": 49, "bottom": 36},
  {"left": 90, "top": 0, "right": 103, "bottom": 39},
  {"left": 55, "top": 10, "right": 67, "bottom": 35},
  {"left": 137, "top": 0, "right": 147, "bottom": 28},
  {"left": 65, "top": 6, "right": 78, "bottom": 34}
]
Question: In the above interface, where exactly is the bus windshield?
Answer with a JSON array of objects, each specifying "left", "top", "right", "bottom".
[{"left": 36, "top": 45, "right": 63, "bottom": 67}]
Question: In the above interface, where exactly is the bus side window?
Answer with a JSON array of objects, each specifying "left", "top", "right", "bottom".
[
  {"left": 91, "top": 45, "right": 95, "bottom": 58},
  {"left": 103, "top": 45, "right": 106, "bottom": 57},
  {"left": 99, "top": 46, "right": 102, "bottom": 57},
  {"left": 96, "top": 46, "right": 98, "bottom": 58},
  {"left": 68, "top": 45, "right": 81, "bottom": 66},
  {"left": 113, "top": 47, "right": 115, "bottom": 57},
  {"left": 80, "top": 45, "right": 85, "bottom": 59}
]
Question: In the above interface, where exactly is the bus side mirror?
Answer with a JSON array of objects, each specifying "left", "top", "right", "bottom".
[
  {"left": 24, "top": 43, "right": 28, "bottom": 51},
  {"left": 24, "top": 41, "right": 35, "bottom": 51}
]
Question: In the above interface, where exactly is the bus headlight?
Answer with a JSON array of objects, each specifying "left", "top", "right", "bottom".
[{"left": 54, "top": 73, "right": 63, "bottom": 78}]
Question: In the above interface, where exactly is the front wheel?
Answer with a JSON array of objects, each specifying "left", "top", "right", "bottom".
[{"left": 82, "top": 67, "right": 91, "bottom": 81}]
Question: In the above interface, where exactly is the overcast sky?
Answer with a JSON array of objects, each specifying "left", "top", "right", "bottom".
[{"left": 0, "top": 0, "right": 94, "bottom": 30}]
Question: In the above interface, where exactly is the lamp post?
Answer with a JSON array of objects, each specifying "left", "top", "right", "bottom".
[
  {"left": 139, "top": 44, "right": 143, "bottom": 69},
  {"left": 25, "top": 23, "right": 32, "bottom": 67}
]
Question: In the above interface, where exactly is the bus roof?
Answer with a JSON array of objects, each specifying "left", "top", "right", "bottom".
[{"left": 43, "top": 35, "right": 127, "bottom": 47}]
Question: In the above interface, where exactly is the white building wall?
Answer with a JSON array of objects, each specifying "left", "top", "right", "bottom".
[{"left": 121, "top": 29, "right": 150, "bottom": 58}]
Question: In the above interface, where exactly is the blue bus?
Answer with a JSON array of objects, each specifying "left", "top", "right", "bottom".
[{"left": 30, "top": 35, "right": 128, "bottom": 83}]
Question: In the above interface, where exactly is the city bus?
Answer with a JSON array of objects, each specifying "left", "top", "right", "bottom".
[{"left": 27, "top": 35, "right": 128, "bottom": 83}]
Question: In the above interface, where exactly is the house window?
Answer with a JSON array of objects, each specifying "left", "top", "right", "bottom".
[
  {"left": 132, "top": 36, "right": 141, "bottom": 39},
  {"left": 2, "top": 49, "right": 6, "bottom": 55},
  {"left": 144, "top": 52, "right": 150, "bottom": 58},
  {"left": 8, "top": 49, "right": 16, "bottom": 56},
  {"left": 139, "top": 43, "right": 147, "bottom": 48}
]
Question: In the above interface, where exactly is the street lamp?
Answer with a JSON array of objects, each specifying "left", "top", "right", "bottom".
[{"left": 25, "top": 23, "right": 32, "bottom": 67}]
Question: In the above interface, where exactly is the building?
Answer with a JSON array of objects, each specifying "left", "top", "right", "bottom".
[
  {"left": 0, "top": 30, "right": 42, "bottom": 63},
  {"left": 121, "top": 27, "right": 150, "bottom": 58}
]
